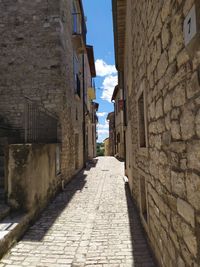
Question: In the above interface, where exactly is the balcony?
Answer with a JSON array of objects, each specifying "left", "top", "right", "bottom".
[{"left": 72, "top": 13, "right": 86, "bottom": 54}]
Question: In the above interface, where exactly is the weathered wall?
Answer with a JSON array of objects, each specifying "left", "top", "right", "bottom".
[
  {"left": 6, "top": 144, "right": 60, "bottom": 212},
  {"left": 114, "top": 89, "right": 125, "bottom": 159},
  {"left": 0, "top": 0, "right": 85, "bottom": 181},
  {"left": 124, "top": 0, "right": 200, "bottom": 266}
]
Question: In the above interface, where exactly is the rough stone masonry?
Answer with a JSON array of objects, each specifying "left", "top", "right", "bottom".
[{"left": 116, "top": 0, "right": 200, "bottom": 266}]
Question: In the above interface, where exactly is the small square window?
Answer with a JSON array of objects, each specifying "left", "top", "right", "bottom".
[
  {"left": 137, "top": 90, "right": 147, "bottom": 149},
  {"left": 138, "top": 92, "right": 146, "bottom": 147}
]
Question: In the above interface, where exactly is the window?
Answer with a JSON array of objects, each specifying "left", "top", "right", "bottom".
[
  {"left": 138, "top": 91, "right": 147, "bottom": 148},
  {"left": 73, "top": 53, "right": 81, "bottom": 98},
  {"left": 56, "top": 145, "right": 61, "bottom": 175},
  {"left": 140, "top": 176, "right": 148, "bottom": 223},
  {"left": 72, "top": 3, "right": 81, "bottom": 34},
  {"left": 75, "top": 134, "right": 79, "bottom": 169}
]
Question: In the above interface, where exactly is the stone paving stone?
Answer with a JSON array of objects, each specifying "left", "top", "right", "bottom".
[{"left": 0, "top": 157, "right": 158, "bottom": 266}]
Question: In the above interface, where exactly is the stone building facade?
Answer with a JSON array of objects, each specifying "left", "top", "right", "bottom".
[
  {"left": 113, "top": 0, "right": 200, "bottom": 266},
  {"left": 0, "top": 0, "right": 96, "bottom": 208},
  {"left": 103, "top": 138, "right": 110, "bottom": 156},
  {"left": 107, "top": 112, "right": 115, "bottom": 156},
  {"left": 85, "top": 46, "right": 98, "bottom": 160},
  {"left": 111, "top": 86, "right": 125, "bottom": 159}
]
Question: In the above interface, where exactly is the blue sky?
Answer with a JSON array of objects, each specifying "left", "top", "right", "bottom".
[{"left": 82, "top": 0, "right": 117, "bottom": 142}]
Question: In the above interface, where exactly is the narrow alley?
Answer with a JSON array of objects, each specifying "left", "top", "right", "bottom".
[{"left": 0, "top": 157, "right": 156, "bottom": 267}]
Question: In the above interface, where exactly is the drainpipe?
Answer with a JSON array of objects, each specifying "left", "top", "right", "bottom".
[{"left": 82, "top": 54, "right": 86, "bottom": 168}]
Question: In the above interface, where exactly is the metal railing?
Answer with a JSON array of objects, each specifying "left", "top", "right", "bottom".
[{"left": 24, "top": 97, "right": 58, "bottom": 143}]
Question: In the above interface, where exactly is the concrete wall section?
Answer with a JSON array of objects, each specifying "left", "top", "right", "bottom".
[{"left": 6, "top": 144, "right": 61, "bottom": 212}]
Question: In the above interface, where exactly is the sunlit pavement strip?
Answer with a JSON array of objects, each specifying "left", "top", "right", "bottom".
[{"left": 0, "top": 157, "right": 157, "bottom": 267}]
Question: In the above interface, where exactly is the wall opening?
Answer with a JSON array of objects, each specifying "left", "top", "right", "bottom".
[
  {"left": 75, "top": 133, "right": 79, "bottom": 169},
  {"left": 140, "top": 176, "right": 148, "bottom": 223},
  {"left": 138, "top": 92, "right": 147, "bottom": 148}
]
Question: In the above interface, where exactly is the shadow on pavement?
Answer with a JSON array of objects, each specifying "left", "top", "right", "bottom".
[
  {"left": 124, "top": 182, "right": 158, "bottom": 267},
  {"left": 85, "top": 158, "right": 98, "bottom": 170},
  {"left": 22, "top": 169, "right": 88, "bottom": 242}
]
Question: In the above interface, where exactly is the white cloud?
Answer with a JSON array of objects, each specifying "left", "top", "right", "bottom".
[
  {"left": 97, "top": 112, "right": 107, "bottom": 117},
  {"left": 97, "top": 120, "right": 109, "bottom": 130},
  {"left": 97, "top": 129, "right": 109, "bottom": 142},
  {"left": 97, "top": 120, "right": 109, "bottom": 142},
  {"left": 101, "top": 75, "right": 118, "bottom": 102},
  {"left": 95, "top": 59, "right": 117, "bottom": 77},
  {"left": 98, "top": 130, "right": 109, "bottom": 135}
]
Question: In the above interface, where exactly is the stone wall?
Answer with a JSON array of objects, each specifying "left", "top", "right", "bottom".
[
  {"left": 0, "top": 0, "right": 85, "bottom": 181},
  {"left": 123, "top": 0, "right": 200, "bottom": 266}
]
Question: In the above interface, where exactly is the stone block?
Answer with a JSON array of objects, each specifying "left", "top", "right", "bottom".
[
  {"left": 180, "top": 106, "right": 195, "bottom": 140},
  {"left": 177, "top": 48, "right": 190, "bottom": 68},
  {"left": 177, "top": 256, "right": 186, "bottom": 267},
  {"left": 159, "top": 151, "right": 168, "bottom": 165},
  {"left": 162, "top": 130, "right": 171, "bottom": 146},
  {"left": 187, "top": 141, "right": 200, "bottom": 171},
  {"left": 195, "top": 109, "right": 200, "bottom": 138},
  {"left": 164, "top": 113, "right": 171, "bottom": 132},
  {"left": 171, "top": 108, "right": 180, "bottom": 120},
  {"left": 169, "top": 227, "right": 179, "bottom": 250},
  {"left": 159, "top": 165, "right": 171, "bottom": 191},
  {"left": 161, "top": 0, "right": 171, "bottom": 22},
  {"left": 186, "top": 171, "right": 200, "bottom": 210},
  {"left": 181, "top": 221, "right": 197, "bottom": 256},
  {"left": 172, "top": 83, "right": 186, "bottom": 107},
  {"left": 156, "top": 118, "right": 166, "bottom": 133},
  {"left": 171, "top": 171, "right": 186, "bottom": 198},
  {"left": 169, "top": 65, "right": 187, "bottom": 90},
  {"left": 172, "top": 214, "right": 183, "bottom": 237},
  {"left": 187, "top": 71, "right": 200, "bottom": 99},
  {"left": 177, "top": 198, "right": 195, "bottom": 227},
  {"left": 164, "top": 93, "right": 172, "bottom": 114},
  {"left": 171, "top": 120, "right": 181, "bottom": 140},
  {"left": 162, "top": 21, "right": 170, "bottom": 49},
  {"left": 157, "top": 51, "right": 168, "bottom": 80}
]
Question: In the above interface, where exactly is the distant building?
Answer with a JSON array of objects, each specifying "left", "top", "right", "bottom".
[
  {"left": 107, "top": 112, "right": 115, "bottom": 156},
  {"left": 111, "top": 85, "right": 125, "bottom": 159},
  {"left": 103, "top": 138, "right": 110, "bottom": 156},
  {"left": 85, "top": 46, "right": 98, "bottom": 160}
]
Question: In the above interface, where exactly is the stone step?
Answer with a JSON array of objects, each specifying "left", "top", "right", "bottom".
[{"left": 0, "top": 212, "right": 30, "bottom": 258}]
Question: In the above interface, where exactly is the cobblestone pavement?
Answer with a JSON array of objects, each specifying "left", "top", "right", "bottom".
[{"left": 0, "top": 157, "right": 157, "bottom": 267}]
